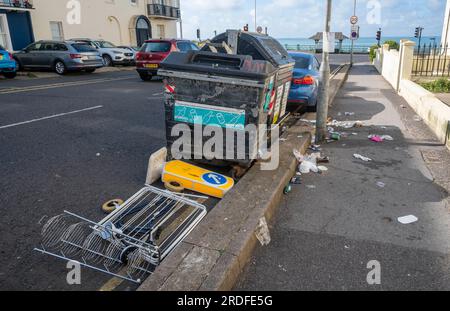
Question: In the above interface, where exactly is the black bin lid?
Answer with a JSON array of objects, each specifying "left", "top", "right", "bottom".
[{"left": 203, "top": 31, "right": 294, "bottom": 67}]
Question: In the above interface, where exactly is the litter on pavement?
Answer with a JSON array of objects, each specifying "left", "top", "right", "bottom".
[
  {"left": 353, "top": 154, "right": 373, "bottom": 162},
  {"left": 368, "top": 134, "right": 394, "bottom": 143},
  {"left": 398, "top": 215, "right": 419, "bottom": 225},
  {"left": 376, "top": 181, "right": 386, "bottom": 188}
]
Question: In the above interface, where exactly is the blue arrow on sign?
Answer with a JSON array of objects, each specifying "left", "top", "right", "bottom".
[{"left": 202, "top": 173, "right": 227, "bottom": 186}]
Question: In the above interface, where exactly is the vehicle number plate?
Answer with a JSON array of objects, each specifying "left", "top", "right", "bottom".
[{"left": 145, "top": 64, "right": 158, "bottom": 69}]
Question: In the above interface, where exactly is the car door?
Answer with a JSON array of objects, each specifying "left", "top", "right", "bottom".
[
  {"left": 37, "top": 42, "right": 56, "bottom": 68},
  {"left": 19, "top": 42, "right": 42, "bottom": 67}
]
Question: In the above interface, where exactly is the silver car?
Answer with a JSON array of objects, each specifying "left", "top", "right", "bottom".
[{"left": 13, "top": 40, "right": 104, "bottom": 75}]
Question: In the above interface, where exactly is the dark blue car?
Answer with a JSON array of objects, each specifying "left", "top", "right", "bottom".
[{"left": 288, "top": 52, "right": 321, "bottom": 112}]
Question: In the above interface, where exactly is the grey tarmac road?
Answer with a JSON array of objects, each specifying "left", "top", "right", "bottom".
[{"left": 0, "top": 70, "right": 167, "bottom": 290}]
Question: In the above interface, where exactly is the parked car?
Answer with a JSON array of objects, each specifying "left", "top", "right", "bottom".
[
  {"left": 136, "top": 39, "right": 199, "bottom": 81},
  {"left": 287, "top": 52, "right": 321, "bottom": 112},
  {"left": 0, "top": 45, "right": 17, "bottom": 79},
  {"left": 70, "top": 39, "right": 136, "bottom": 66},
  {"left": 13, "top": 41, "right": 104, "bottom": 75}
]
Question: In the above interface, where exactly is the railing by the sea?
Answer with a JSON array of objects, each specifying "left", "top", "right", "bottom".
[{"left": 283, "top": 44, "right": 370, "bottom": 54}]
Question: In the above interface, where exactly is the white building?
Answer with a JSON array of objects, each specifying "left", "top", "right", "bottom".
[
  {"left": 22, "top": 0, "right": 181, "bottom": 49},
  {"left": 441, "top": 0, "right": 450, "bottom": 46}
]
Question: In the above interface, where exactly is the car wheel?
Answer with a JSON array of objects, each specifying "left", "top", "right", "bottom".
[
  {"left": 54, "top": 61, "right": 67, "bottom": 75},
  {"left": 139, "top": 73, "right": 152, "bottom": 81},
  {"left": 85, "top": 68, "right": 96, "bottom": 73},
  {"left": 3, "top": 72, "right": 17, "bottom": 79},
  {"left": 102, "top": 55, "right": 113, "bottom": 67}
]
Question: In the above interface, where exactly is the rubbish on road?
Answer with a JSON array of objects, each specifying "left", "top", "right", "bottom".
[
  {"left": 290, "top": 177, "right": 302, "bottom": 184},
  {"left": 414, "top": 116, "right": 422, "bottom": 122},
  {"left": 317, "top": 156, "right": 330, "bottom": 164},
  {"left": 306, "top": 185, "right": 316, "bottom": 189},
  {"left": 162, "top": 160, "right": 234, "bottom": 199},
  {"left": 284, "top": 184, "right": 292, "bottom": 194},
  {"left": 369, "top": 135, "right": 384, "bottom": 143},
  {"left": 381, "top": 135, "right": 394, "bottom": 141},
  {"left": 34, "top": 185, "right": 208, "bottom": 284},
  {"left": 299, "top": 154, "right": 319, "bottom": 174},
  {"left": 318, "top": 166, "right": 328, "bottom": 172},
  {"left": 146, "top": 147, "right": 168, "bottom": 185},
  {"left": 255, "top": 217, "right": 271, "bottom": 246},
  {"left": 398, "top": 215, "right": 418, "bottom": 225},
  {"left": 353, "top": 154, "right": 372, "bottom": 162},
  {"left": 102, "top": 199, "right": 124, "bottom": 214},
  {"left": 309, "top": 145, "right": 322, "bottom": 152},
  {"left": 345, "top": 112, "right": 355, "bottom": 116},
  {"left": 293, "top": 149, "right": 304, "bottom": 162},
  {"left": 96, "top": 153, "right": 101, "bottom": 157},
  {"left": 330, "top": 133, "right": 341, "bottom": 141},
  {"left": 352, "top": 132, "right": 358, "bottom": 136},
  {"left": 376, "top": 181, "right": 386, "bottom": 188},
  {"left": 329, "top": 120, "right": 364, "bottom": 129}
]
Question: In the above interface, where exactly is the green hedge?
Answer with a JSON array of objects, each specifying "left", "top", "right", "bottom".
[{"left": 420, "top": 78, "right": 450, "bottom": 93}]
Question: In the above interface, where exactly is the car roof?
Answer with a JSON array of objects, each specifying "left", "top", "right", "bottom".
[
  {"left": 143, "top": 39, "right": 191, "bottom": 43},
  {"left": 288, "top": 51, "right": 314, "bottom": 59}
]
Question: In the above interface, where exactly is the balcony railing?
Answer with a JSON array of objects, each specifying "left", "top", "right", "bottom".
[
  {"left": 147, "top": 4, "right": 180, "bottom": 19},
  {"left": 0, "top": 0, "right": 34, "bottom": 9}
]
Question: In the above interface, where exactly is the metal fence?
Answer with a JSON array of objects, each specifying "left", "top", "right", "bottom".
[
  {"left": 284, "top": 44, "right": 369, "bottom": 54},
  {"left": 413, "top": 43, "right": 450, "bottom": 77}
]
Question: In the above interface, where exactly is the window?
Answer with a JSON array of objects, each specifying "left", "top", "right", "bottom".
[
  {"left": 177, "top": 41, "right": 199, "bottom": 52},
  {"left": 71, "top": 43, "right": 97, "bottom": 53},
  {"left": 130, "top": 0, "right": 138, "bottom": 5},
  {"left": 42, "top": 43, "right": 55, "bottom": 51},
  {"left": 292, "top": 56, "right": 311, "bottom": 69},
  {"left": 142, "top": 41, "right": 171, "bottom": 52},
  {"left": 50, "top": 22, "right": 64, "bottom": 41},
  {"left": 156, "top": 25, "right": 165, "bottom": 39},
  {"left": 95, "top": 41, "right": 117, "bottom": 48},
  {"left": 27, "top": 42, "right": 43, "bottom": 52}
]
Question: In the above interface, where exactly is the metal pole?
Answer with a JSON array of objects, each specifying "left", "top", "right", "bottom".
[
  {"left": 350, "top": 0, "right": 356, "bottom": 66},
  {"left": 316, "top": 0, "right": 332, "bottom": 143},
  {"left": 254, "top": 0, "right": 257, "bottom": 32}
]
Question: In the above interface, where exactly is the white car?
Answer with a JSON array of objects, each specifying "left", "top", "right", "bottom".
[{"left": 70, "top": 38, "right": 135, "bottom": 66}]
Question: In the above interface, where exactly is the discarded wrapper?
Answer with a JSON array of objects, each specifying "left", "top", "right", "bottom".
[
  {"left": 398, "top": 215, "right": 418, "bottom": 225},
  {"left": 353, "top": 154, "right": 372, "bottom": 162}
]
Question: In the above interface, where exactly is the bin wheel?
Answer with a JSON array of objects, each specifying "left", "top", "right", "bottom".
[
  {"left": 102, "top": 199, "right": 124, "bottom": 214},
  {"left": 164, "top": 181, "right": 184, "bottom": 193}
]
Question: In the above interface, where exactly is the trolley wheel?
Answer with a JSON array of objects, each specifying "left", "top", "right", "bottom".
[
  {"left": 102, "top": 199, "right": 124, "bottom": 214},
  {"left": 164, "top": 181, "right": 185, "bottom": 193}
]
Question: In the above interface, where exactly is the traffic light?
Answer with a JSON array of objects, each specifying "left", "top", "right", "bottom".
[
  {"left": 415, "top": 27, "right": 420, "bottom": 38},
  {"left": 196, "top": 29, "right": 201, "bottom": 40},
  {"left": 376, "top": 29, "right": 381, "bottom": 42},
  {"left": 243, "top": 24, "right": 249, "bottom": 32}
]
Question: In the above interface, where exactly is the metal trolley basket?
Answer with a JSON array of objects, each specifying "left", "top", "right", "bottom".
[{"left": 35, "top": 185, "right": 207, "bottom": 283}]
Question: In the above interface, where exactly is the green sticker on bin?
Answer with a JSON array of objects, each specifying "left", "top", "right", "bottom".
[{"left": 174, "top": 101, "right": 246, "bottom": 130}]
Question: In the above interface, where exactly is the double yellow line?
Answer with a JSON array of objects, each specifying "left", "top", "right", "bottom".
[{"left": 0, "top": 76, "right": 135, "bottom": 95}]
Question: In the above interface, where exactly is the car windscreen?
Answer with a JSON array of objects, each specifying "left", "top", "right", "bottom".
[
  {"left": 96, "top": 41, "right": 116, "bottom": 48},
  {"left": 71, "top": 44, "right": 97, "bottom": 53},
  {"left": 142, "top": 42, "right": 171, "bottom": 53},
  {"left": 292, "top": 56, "right": 311, "bottom": 69}
]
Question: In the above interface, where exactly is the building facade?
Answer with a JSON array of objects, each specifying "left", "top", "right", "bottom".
[
  {"left": 0, "top": 0, "right": 35, "bottom": 51},
  {"left": 0, "top": 0, "right": 181, "bottom": 51}
]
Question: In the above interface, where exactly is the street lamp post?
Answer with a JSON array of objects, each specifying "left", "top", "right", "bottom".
[
  {"left": 316, "top": 0, "right": 332, "bottom": 143},
  {"left": 254, "top": 0, "right": 257, "bottom": 32},
  {"left": 350, "top": 0, "right": 356, "bottom": 66}
]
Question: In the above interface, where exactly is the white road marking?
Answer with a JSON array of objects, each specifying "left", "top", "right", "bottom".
[{"left": 0, "top": 105, "right": 103, "bottom": 130}]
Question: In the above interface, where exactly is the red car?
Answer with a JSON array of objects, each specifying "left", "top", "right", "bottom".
[{"left": 135, "top": 39, "right": 199, "bottom": 81}]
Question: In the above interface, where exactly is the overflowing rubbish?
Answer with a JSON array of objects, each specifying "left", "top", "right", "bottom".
[
  {"left": 353, "top": 154, "right": 372, "bottom": 162},
  {"left": 162, "top": 160, "right": 234, "bottom": 199},
  {"left": 381, "top": 135, "right": 394, "bottom": 141},
  {"left": 398, "top": 215, "right": 418, "bottom": 225},
  {"left": 330, "top": 133, "right": 342, "bottom": 141},
  {"left": 299, "top": 154, "right": 319, "bottom": 174},
  {"left": 284, "top": 184, "right": 293, "bottom": 194},
  {"left": 318, "top": 166, "right": 328, "bottom": 172},
  {"left": 290, "top": 177, "right": 302, "bottom": 184},
  {"left": 34, "top": 186, "right": 208, "bottom": 284}
]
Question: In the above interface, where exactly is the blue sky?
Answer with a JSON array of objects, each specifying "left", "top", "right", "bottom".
[{"left": 180, "top": 0, "right": 447, "bottom": 39}]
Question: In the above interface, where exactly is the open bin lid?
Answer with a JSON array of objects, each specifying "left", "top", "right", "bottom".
[
  {"left": 203, "top": 31, "right": 294, "bottom": 68},
  {"left": 159, "top": 50, "right": 278, "bottom": 80}
]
